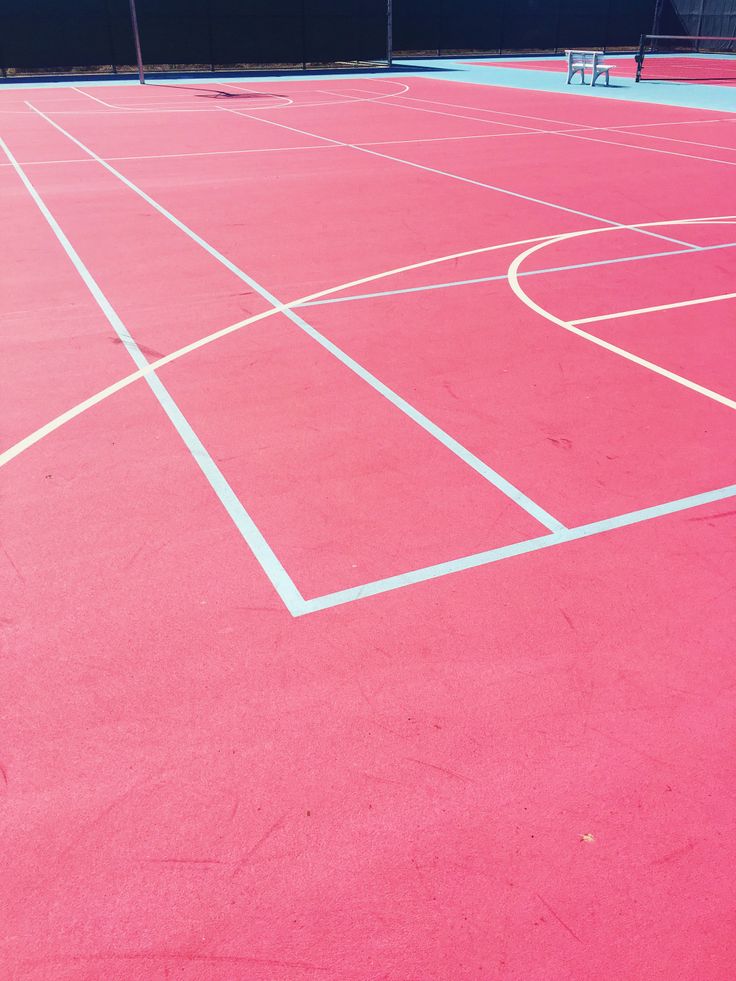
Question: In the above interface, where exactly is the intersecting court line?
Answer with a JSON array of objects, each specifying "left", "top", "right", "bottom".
[
  {"left": 396, "top": 90, "right": 736, "bottom": 139},
  {"left": 7, "top": 216, "right": 722, "bottom": 473},
  {"left": 341, "top": 87, "right": 736, "bottom": 169},
  {"left": 299, "top": 483, "right": 736, "bottom": 614},
  {"left": 508, "top": 227, "right": 736, "bottom": 412},
  {"left": 25, "top": 102, "right": 567, "bottom": 537},
  {"left": 298, "top": 239, "right": 736, "bottom": 308},
  {"left": 319, "top": 85, "right": 736, "bottom": 162},
  {"left": 0, "top": 133, "right": 307, "bottom": 617},
  {"left": 13, "top": 103, "right": 736, "bottom": 615},
  {"left": 213, "top": 102, "right": 699, "bottom": 249}
]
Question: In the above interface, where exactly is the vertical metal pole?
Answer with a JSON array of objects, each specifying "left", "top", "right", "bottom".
[
  {"left": 128, "top": 0, "right": 145, "bottom": 83},
  {"left": 635, "top": 33, "right": 646, "bottom": 81},
  {"left": 602, "top": 0, "right": 612, "bottom": 52},
  {"left": 206, "top": 0, "right": 215, "bottom": 73},
  {"left": 651, "top": 0, "right": 664, "bottom": 37},
  {"left": 301, "top": 0, "right": 307, "bottom": 71},
  {"left": 386, "top": 0, "right": 393, "bottom": 65},
  {"left": 695, "top": 0, "right": 705, "bottom": 49}
]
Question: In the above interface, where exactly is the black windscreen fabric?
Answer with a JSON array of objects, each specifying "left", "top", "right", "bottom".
[
  {"left": 304, "top": 0, "right": 386, "bottom": 62},
  {"left": 2, "top": 0, "right": 116, "bottom": 70},
  {"left": 134, "top": 0, "right": 212, "bottom": 65},
  {"left": 209, "top": 0, "right": 303, "bottom": 66},
  {"left": 1, "top": 0, "right": 661, "bottom": 74},
  {"left": 392, "top": 0, "right": 441, "bottom": 52},
  {"left": 393, "top": 0, "right": 657, "bottom": 54},
  {"left": 501, "top": 0, "right": 559, "bottom": 51},
  {"left": 438, "top": 0, "right": 503, "bottom": 54},
  {"left": 556, "top": 0, "right": 608, "bottom": 49},
  {"left": 699, "top": 0, "right": 736, "bottom": 46},
  {"left": 655, "top": 0, "right": 736, "bottom": 48},
  {"left": 606, "top": 0, "right": 653, "bottom": 46}
]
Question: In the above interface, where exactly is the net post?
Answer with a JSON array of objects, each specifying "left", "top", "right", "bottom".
[
  {"left": 386, "top": 0, "right": 393, "bottom": 66},
  {"left": 635, "top": 33, "right": 646, "bottom": 82},
  {"left": 128, "top": 0, "right": 145, "bottom": 84}
]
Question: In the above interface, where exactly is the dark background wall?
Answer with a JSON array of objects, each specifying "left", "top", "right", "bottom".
[
  {"left": 656, "top": 0, "right": 736, "bottom": 46},
  {"left": 2, "top": 0, "right": 733, "bottom": 76},
  {"left": 0, "top": 0, "right": 388, "bottom": 74},
  {"left": 392, "top": 0, "right": 659, "bottom": 55}
]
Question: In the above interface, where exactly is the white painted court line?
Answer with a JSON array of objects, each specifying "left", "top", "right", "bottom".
[
  {"left": 26, "top": 101, "right": 566, "bottom": 534},
  {"left": 299, "top": 483, "right": 736, "bottom": 614},
  {"left": 0, "top": 230, "right": 577, "bottom": 470},
  {"left": 0, "top": 145, "right": 338, "bottom": 168},
  {"left": 71, "top": 86, "right": 121, "bottom": 108},
  {"left": 614, "top": 117, "right": 736, "bottom": 130},
  {"left": 571, "top": 290, "right": 736, "bottom": 326},
  {"left": 399, "top": 90, "right": 731, "bottom": 137},
  {"left": 320, "top": 86, "right": 736, "bottom": 164},
  {"left": 555, "top": 127, "right": 736, "bottom": 168},
  {"left": 508, "top": 223, "right": 736, "bottom": 412},
  {"left": 605, "top": 125, "right": 736, "bottom": 155},
  {"left": 323, "top": 85, "right": 545, "bottom": 134},
  {"left": 0, "top": 129, "right": 601, "bottom": 170},
  {"left": 216, "top": 103, "right": 697, "bottom": 249},
  {"left": 297, "top": 239, "right": 736, "bottom": 308},
  {"left": 64, "top": 79, "right": 411, "bottom": 114},
  {"left": 395, "top": 91, "right": 736, "bottom": 166},
  {"left": 0, "top": 132, "right": 307, "bottom": 618},
  {"left": 3, "top": 215, "right": 732, "bottom": 472}
]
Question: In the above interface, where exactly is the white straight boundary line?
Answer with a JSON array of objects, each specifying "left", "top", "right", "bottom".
[
  {"left": 571, "top": 290, "right": 736, "bottom": 325},
  {"left": 606, "top": 125, "right": 736, "bottom": 154},
  {"left": 373, "top": 90, "right": 736, "bottom": 167},
  {"left": 299, "top": 483, "right": 736, "bottom": 614},
  {"left": 25, "top": 102, "right": 566, "bottom": 534},
  {"left": 255, "top": 85, "right": 736, "bottom": 160},
  {"left": 0, "top": 145, "right": 339, "bottom": 168},
  {"left": 0, "top": 133, "right": 307, "bottom": 617},
  {"left": 215, "top": 102, "right": 698, "bottom": 249},
  {"left": 392, "top": 90, "right": 736, "bottom": 165}
]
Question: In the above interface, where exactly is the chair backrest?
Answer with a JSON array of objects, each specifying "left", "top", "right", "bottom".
[{"left": 566, "top": 49, "right": 602, "bottom": 69}]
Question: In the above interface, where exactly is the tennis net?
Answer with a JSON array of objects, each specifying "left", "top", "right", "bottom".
[{"left": 635, "top": 34, "right": 736, "bottom": 83}]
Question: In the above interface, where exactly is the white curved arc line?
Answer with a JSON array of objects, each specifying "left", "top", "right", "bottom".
[
  {"left": 0, "top": 231, "right": 556, "bottom": 469},
  {"left": 224, "top": 79, "right": 411, "bottom": 112},
  {"left": 215, "top": 82, "right": 294, "bottom": 106},
  {"left": 507, "top": 221, "right": 736, "bottom": 412},
  {"left": 67, "top": 79, "right": 409, "bottom": 114},
  {"left": 3, "top": 216, "right": 735, "bottom": 469}
]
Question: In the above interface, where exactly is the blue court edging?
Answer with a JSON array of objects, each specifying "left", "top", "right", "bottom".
[{"left": 394, "top": 57, "right": 736, "bottom": 115}]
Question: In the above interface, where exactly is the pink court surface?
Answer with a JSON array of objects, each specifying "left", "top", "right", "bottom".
[{"left": 1, "top": 71, "right": 736, "bottom": 978}]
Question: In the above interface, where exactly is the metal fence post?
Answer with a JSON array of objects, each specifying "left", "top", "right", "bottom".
[{"left": 128, "top": 0, "right": 145, "bottom": 83}]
